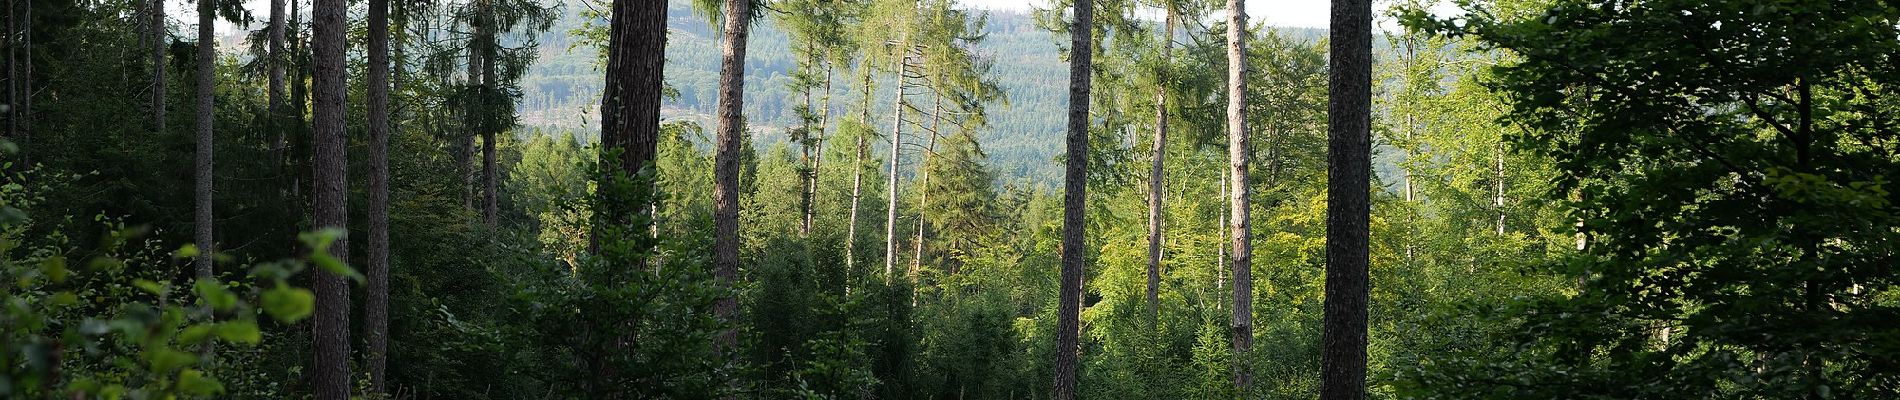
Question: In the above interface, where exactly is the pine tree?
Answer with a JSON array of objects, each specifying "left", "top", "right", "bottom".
[
  {"left": 364, "top": 0, "right": 393, "bottom": 391},
  {"left": 1225, "top": 0, "right": 1254, "bottom": 392},
  {"left": 1320, "top": 0, "right": 1373, "bottom": 397},
  {"left": 1052, "top": 0, "right": 1092, "bottom": 397},
  {"left": 311, "top": 0, "right": 353, "bottom": 394}
]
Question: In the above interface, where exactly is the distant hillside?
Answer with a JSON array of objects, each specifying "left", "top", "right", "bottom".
[{"left": 515, "top": 1, "right": 1334, "bottom": 186}]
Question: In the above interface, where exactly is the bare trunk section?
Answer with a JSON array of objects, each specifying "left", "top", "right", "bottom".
[
  {"left": 270, "top": 0, "right": 287, "bottom": 165},
  {"left": 1145, "top": 5, "right": 1175, "bottom": 325},
  {"left": 1494, "top": 140, "right": 1505, "bottom": 235},
  {"left": 884, "top": 38, "right": 908, "bottom": 282},
  {"left": 846, "top": 65, "right": 872, "bottom": 279},
  {"left": 711, "top": 0, "right": 752, "bottom": 376},
  {"left": 151, "top": 0, "right": 165, "bottom": 135},
  {"left": 596, "top": 0, "right": 665, "bottom": 243},
  {"left": 798, "top": 42, "right": 817, "bottom": 238},
  {"left": 1052, "top": 0, "right": 1091, "bottom": 397},
  {"left": 910, "top": 93, "right": 941, "bottom": 298},
  {"left": 365, "top": 0, "right": 392, "bottom": 392},
  {"left": 480, "top": 0, "right": 499, "bottom": 228},
  {"left": 1226, "top": 0, "right": 1254, "bottom": 392},
  {"left": 1319, "top": 0, "right": 1373, "bottom": 397},
  {"left": 194, "top": 0, "right": 215, "bottom": 279},
  {"left": 311, "top": 0, "right": 353, "bottom": 393}
]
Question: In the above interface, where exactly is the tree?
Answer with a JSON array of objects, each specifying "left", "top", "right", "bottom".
[
  {"left": 310, "top": 0, "right": 352, "bottom": 394},
  {"left": 193, "top": 0, "right": 215, "bottom": 279},
  {"left": 1395, "top": 0, "right": 1900, "bottom": 397},
  {"left": 1320, "top": 0, "right": 1373, "bottom": 397},
  {"left": 1224, "top": 0, "right": 1254, "bottom": 392},
  {"left": 1145, "top": 0, "right": 1176, "bottom": 325},
  {"left": 151, "top": 0, "right": 165, "bottom": 136},
  {"left": 598, "top": 0, "right": 665, "bottom": 236},
  {"left": 269, "top": 0, "right": 286, "bottom": 163},
  {"left": 364, "top": 0, "right": 393, "bottom": 391},
  {"left": 1052, "top": 0, "right": 1091, "bottom": 398},
  {"left": 710, "top": 0, "right": 755, "bottom": 366}
]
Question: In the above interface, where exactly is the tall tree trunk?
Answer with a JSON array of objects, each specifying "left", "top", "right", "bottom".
[
  {"left": 711, "top": 0, "right": 752, "bottom": 374},
  {"left": 845, "top": 64, "right": 871, "bottom": 279},
  {"left": 884, "top": 39, "right": 907, "bottom": 282},
  {"left": 365, "top": 0, "right": 392, "bottom": 392},
  {"left": 1216, "top": 166, "right": 1226, "bottom": 311},
  {"left": 459, "top": 18, "right": 482, "bottom": 210},
  {"left": 596, "top": 0, "right": 665, "bottom": 244},
  {"left": 1226, "top": 0, "right": 1254, "bottom": 392},
  {"left": 1494, "top": 140, "right": 1505, "bottom": 235},
  {"left": 1052, "top": 0, "right": 1092, "bottom": 397},
  {"left": 809, "top": 60, "right": 833, "bottom": 235},
  {"left": 480, "top": 1, "right": 499, "bottom": 228},
  {"left": 193, "top": 0, "right": 215, "bottom": 279},
  {"left": 798, "top": 43, "right": 818, "bottom": 238},
  {"left": 270, "top": 0, "right": 287, "bottom": 164},
  {"left": 151, "top": 0, "right": 165, "bottom": 135},
  {"left": 311, "top": 0, "right": 353, "bottom": 394},
  {"left": 1145, "top": 4, "right": 1175, "bottom": 325},
  {"left": 910, "top": 94, "right": 939, "bottom": 278},
  {"left": 1319, "top": 0, "right": 1372, "bottom": 397}
]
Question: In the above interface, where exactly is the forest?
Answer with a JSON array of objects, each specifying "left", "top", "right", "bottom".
[{"left": 0, "top": 0, "right": 1896, "bottom": 398}]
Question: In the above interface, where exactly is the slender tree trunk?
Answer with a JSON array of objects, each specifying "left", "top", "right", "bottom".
[
  {"left": 365, "top": 0, "right": 392, "bottom": 392},
  {"left": 1226, "top": 0, "right": 1254, "bottom": 392},
  {"left": 270, "top": 0, "right": 287, "bottom": 164},
  {"left": 799, "top": 43, "right": 818, "bottom": 238},
  {"left": 810, "top": 60, "right": 833, "bottom": 233},
  {"left": 194, "top": 0, "right": 216, "bottom": 279},
  {"left": 151, "top": 0, "right": 165, "bottom": 135},
  {"left": 910, "top": 94, "right": 940, "bottom": 292},
  {"left": 711, "top": 0, "right": 752, "bottom": 373},
  {"left": 19, "top": 0, "right": 28, "bottom": 156},
  {"left": 312, "top": 0, "right": 353, "bottom": 393},
  {"left": 1145, "top": 4, "right": 1175, "bottom": 324},
  {"left": 1052, "top": 0, "right": 1092, "bottom": 397},
  {"left": 884, "top": 39, "right": 907, "bottom": 282},
  {"left": 1319, "top": 0, "right": 1373, "bottom": 397},
  {"left": 289, "top": 0, "right": 305, "bottom": 204},
  {"left": 459, "top": 17, "right": 482, "bottom": 210},
  {"left": 480, "top": 0, "right": 499, "bottom": 228},
  {"left": 846, "top": 64, "right": 871, "bottom": 279},
  {"left": 1494, "top": 140, "right": 1505, "bottom": 235}
]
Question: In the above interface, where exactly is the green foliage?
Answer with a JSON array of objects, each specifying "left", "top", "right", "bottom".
[
  {"left": 0, "top": 160, "right": 336, "bottom": 398},
  {"left": 1394, "top": 0, "right": 1900, "bottom": 397}
]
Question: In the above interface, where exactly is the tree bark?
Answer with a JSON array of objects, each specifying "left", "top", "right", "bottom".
[
  {"left": 711, "top": 0, "right": 751, "bottom": 370},
  {"left": 910, "top": 94, "right": 939, "bottom": 285},
  {"left": 311, "top": 0, "right": 353, "bottom": 393},
  {"left": 1226, "top": 0, "right": 1254, "bottom": 392},
  {"left": 1319, "top": 0, "right": 1372, "bottom": 397},
  {"left": 194, "top": 0, "right": 215, "bottom": 279},
  {"left": 1052, "top": 0, "right": 1091, "bottom": 397},
  {"left": 846, "top": 64, "right": 872, "bottom": 279},
  {"left": 480, "top": 0, "right": 499, "bottom": 228},
  {"left": 365, "top": 0, "right": 392, "bottom": 392},
  {"left": 596, "top": 0, "right": 665, "bottom": 247},
  {"left": 1145, "top": 4, "right": 1175, "bottom": 325},
  {"left": 151, "top": 0, "right": 165, "bottom": 135},
  {"left": 884, "top": 37, "right": 907, "bottom": 282},
  {"left": 270, "top": 0, "right": 287, "bottom": 164}
]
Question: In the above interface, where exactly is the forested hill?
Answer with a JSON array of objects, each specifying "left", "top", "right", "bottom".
[{"left": 519, "top": 1, "right": 1322, "bottom": 185}]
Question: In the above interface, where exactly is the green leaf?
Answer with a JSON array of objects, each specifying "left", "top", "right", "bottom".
[
  {"left": 176, "top": 369, "right": 225, "bottom": 396},
  {"left": 175, "top": 243, "right": 200, "bottom": 259},
  {"left": 40, "top": 256, "right": 66, "bottom": 283},
  {"left": 178, "top": 324, "right": 214, "bottom": 344},
  {"left": 144, "top": 347, "right": 199, "bottom": 372},
  {"left": 194, "top": 279, "right": 239, "bottom": 312},
  {"left": 262, "top": 285, "right": 315, "bottom": 323},
  {"left": 133, "top": 279, "right": 166, "bottom": 296},
  {"left": 215, "top": 321, "right": 261, "bottom": 344},
  {"left": 310, "top": 251, "right": 365, "bottom": 284}
]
